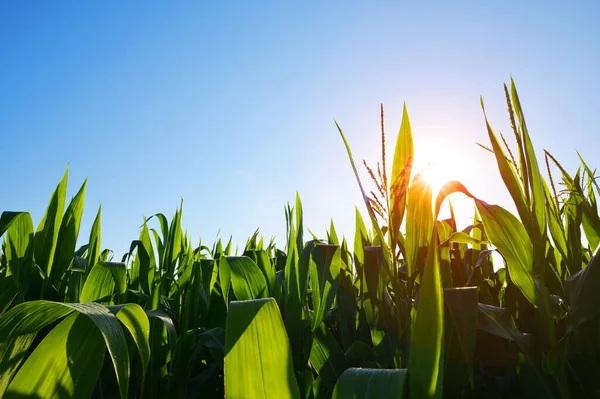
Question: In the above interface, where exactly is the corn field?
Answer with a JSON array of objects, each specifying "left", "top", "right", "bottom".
[{"left": 1, "top": 80, "right": 599, "bottom": 398}]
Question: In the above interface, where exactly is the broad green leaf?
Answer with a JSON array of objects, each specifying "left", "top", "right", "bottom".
[
  {"left": 112, "top": 303, "right": 151, "bottom": 380},
  {"left": 224, "top": 298, "right": 300, "bottom": 399},
  {"left": 4, "top": 212, "right": 34, "bottom": 299},
  {"left": 34, "top": 168, "right": 68, "bottom": 283},
  {"left": 80, "top": 261, "right": 127, "bottom": 304},
  {"left": 225, "top": 256, "right": 269, "bottom": 301},
  {"left": 310, "top": 244, "right": 341, "bottom": 331},
  {"left": 332, "top": 368, "right": 407, "bottom": 399},
  {"left": 0, "top": 301, "right": 130, "bottom": 399},
  {"left": 443, "top": 287, "right": 478, "bottom": 388},
  {"left": 0, "top": 333, "right": 36, "bottom": 396},
  {"left": 474, "top": 200, "right": 550, "bottom": 313},
  {"left": 0, "top": 212, "right": 31, "bottom": 238},
  {"left": 5, "top": 312, "right": 105, "bottom": 399},
  {"left": 390, "top": 104, "right": 414, "bottom": 242},
  {"left": 405, "top": 174, "right": 433, "bottom": 277},
  {"left": 409, "top": 225, "right": 443, "bottom": 399}
]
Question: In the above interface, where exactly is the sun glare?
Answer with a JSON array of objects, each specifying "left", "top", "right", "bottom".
[{"left": 410, "top": 134, "right": 480, "bottom": 227}]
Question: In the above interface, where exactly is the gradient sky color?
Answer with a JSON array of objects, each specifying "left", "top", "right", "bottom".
[{"left": 2, "top": 2, "right": 599, "bottom": 256}]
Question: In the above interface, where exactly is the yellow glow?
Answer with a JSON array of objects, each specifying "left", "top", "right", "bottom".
[{"left": 410, "top": 132, "right": 481, "bottom": 226}]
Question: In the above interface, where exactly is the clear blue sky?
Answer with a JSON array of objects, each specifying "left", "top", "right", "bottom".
[{"left": 2, "top": 2, "right": 599, "bottom": 256}]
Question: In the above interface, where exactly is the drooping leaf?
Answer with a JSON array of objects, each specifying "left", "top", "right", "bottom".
[
  {"left": 5, "top": 312, "right": 105, "bottom": 399},
  {"left": 111, "top": 303, "right": 151, "bottom": 380},
  {"left": 0, "top": 301, "right": 131, "bottom": 399}
]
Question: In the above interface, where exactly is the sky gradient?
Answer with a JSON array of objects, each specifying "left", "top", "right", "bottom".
[{"left": 2, "top": 2, "right": 599, "bottom": 256}]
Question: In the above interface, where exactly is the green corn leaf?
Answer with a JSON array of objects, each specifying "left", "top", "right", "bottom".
[
  {"left": 405, "top": 173, "right": 433, "bottom": 278},
  {"left": 435, "top": 181, "right": 550, "bottom": 314},
  {"left": 481, "top": 101, "right": 531, "bottom": 237},
  {"left": 0, "top": 333, "right": 36, "bottom": 396},
  {"left": 51, "top": 178, "right": 87, "bottom": 284},
  {"left": 225, "top": 298, "right": 300, "bottom": 399},
  {"left": 390, "top": 104, "right": 414, "bottom": 243},
  {"left": 225, "top": 256, "right": 269, "bottom": 301},
  {"left": 510, "top": 79, "right": 547, "bottom": 250},
  {"left": 111, "top": 303, "right": 151, "bottom": 381},
  {"left": 332, "top": 368, "right": 407, "bottom": 399},
  {"left": 310, "top": 244, "right": 341, "bottom": 332},
  {"left": 409, "top": 225, "right": 443, "bottom": 399},
  {"left": 474, "top": 201, "right": 551, "bottom": 314},
  {"left": 328, "top": 219, "right": 339, "bottom": 245},
  {"left": 3, "top": 212, "right": 34, "bottom": 299},
  {"left": 34, "top": 168, "right": 68, "bottom": 285},
  {"left": 80, "top": 261, "right": 127, "bottom": 304},
  {"left": 0, "top": 301, "right": 131, "bottom": 399},
  {"left": 4, "top": 312, "right": 105, "bottom": 399},
  {"left": 0, "top": 212, "right": 31, "bottom": 239},
  {"left": 86, "top": 205, "right": 102, "bottom": 274}
]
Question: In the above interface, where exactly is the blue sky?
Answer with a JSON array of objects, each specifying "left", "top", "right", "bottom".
[{"left": 1, "top": 2, "right": 599, "bottom": 256}]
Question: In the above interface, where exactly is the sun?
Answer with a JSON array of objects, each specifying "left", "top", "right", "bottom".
[
  {"left": 410, "top": 135, "right": 479, "bottom": 224},
  {"left": 417, "top": 162, "right": 456, "bottom": 198}
]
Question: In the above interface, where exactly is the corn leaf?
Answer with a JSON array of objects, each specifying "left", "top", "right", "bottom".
[
  {"left": 390, "top": 104, "right": 414, "bottom": 242},
  {"left": 0, "top": 333, "right": 36, "bottom": 396},
  {"left": 332, "top": 368, "right": 407, "bottom": 399},
  {"left": 224, "top": 298, "right": 300, "bottom": 399},
  {"left": 405, "top": 174, "right": 433, "bottom": 277},
  {"left": 51, "top": 178, "right": 87, "bottom": 284},
  {"left": 409, "top": 225, "right": 443, "bottom": 399},
  {"left": 80, "top": 261, "right": 127, "bottom": 304},
  {"left": 5, "top": 312, "right": 105, "bottom": 399},
  {"left": 0, "top": 301, "right": 131, "bottom": 399},
  {"left": 111, "top": 303, "right": 151, "bottom": 381},
  {"left": 225, "top": 256, "right": 269, "bottom": 301},
  {"left": 310, "top": 244, "right": 341, "bottom": 332},
  {"left": 3, "top": 212, "right": 34, "bottom": 299},
  {"left": 86, "top": 204, "right": 102, "bottom": 273}
]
